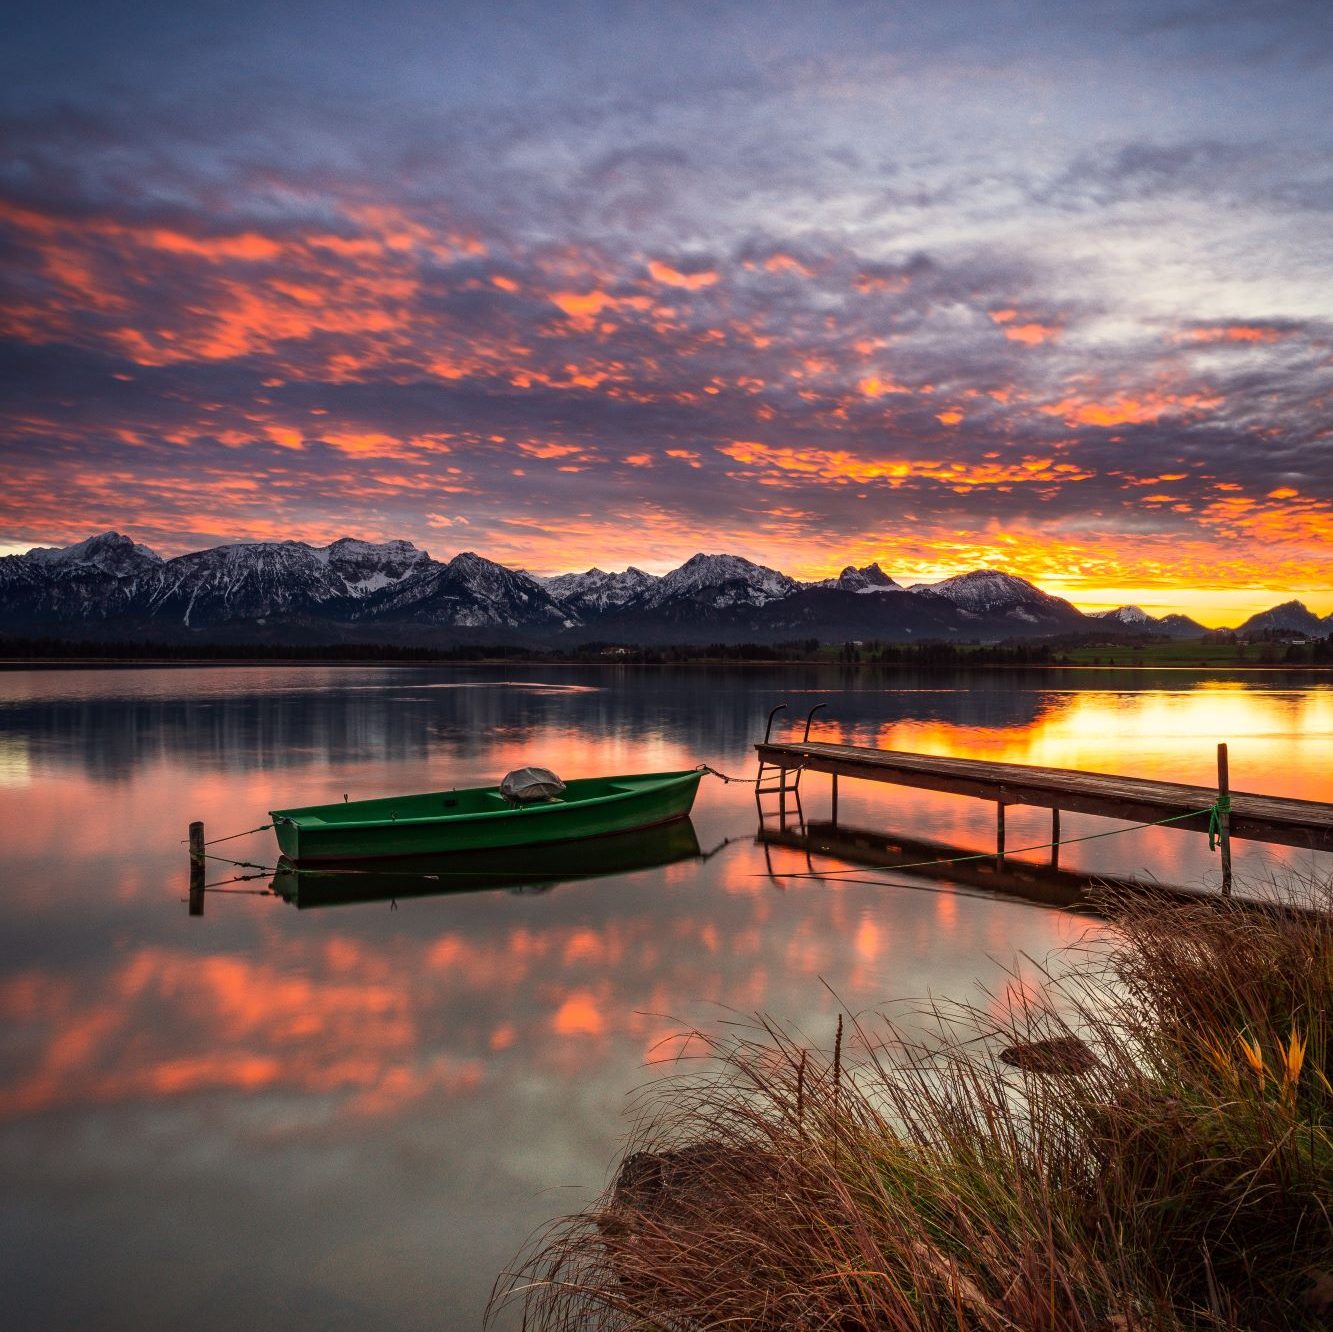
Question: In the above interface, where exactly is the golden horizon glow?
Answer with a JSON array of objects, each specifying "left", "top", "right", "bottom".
[{"left": 3, "top": 526, "right": 1329, "bottom": 627}]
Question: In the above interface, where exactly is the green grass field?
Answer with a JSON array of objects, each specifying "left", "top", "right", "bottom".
[{"left": 1054, "top": 639, "right": 1290, "bottom": 667}]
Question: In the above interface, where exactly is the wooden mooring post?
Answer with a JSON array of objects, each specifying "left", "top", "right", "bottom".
[
  {"left": 1217, "top": 743, "right": 1233, "bottom": 897},
  {"left": 188, "top": 820, "right": 205, "bottom": 916}
]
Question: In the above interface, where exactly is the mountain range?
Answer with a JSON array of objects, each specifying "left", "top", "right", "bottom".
[{"left": 1, "top": 532, "right": 1327, "bottom": 647}]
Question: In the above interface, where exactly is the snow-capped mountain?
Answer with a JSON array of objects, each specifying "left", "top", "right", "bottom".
[
  {"left": 1092, "top": 605, "right": 1153, "bottom": 625},
  {"left": 1236, "top": 600, "right": 1330, "bottom": 636},
  {"left": 1092, "top": 605, "right": 1206, "bottom": 637},
  {"left": 636, "top": 553, "right": 799, "bottom": 610},
  {"left": 24, "top": 531, "right": 163, "bottom": 577},
  {"left": 542, "top": 567, "right": 659, "bottom": 615},
  {"left": 360, "top": 551, "right": 575, "bottom": 628},
  {"left": 1, "top": 532, "right": 437, "bottom": 630},
  {"left": 0, "top": 533, "right": 437, "bottom": 632},
  {"left": 811, "top": 562, "right": 900, "bottom": 593},
  {"left": 0, "top": 531, "right": 164, "bottom": 623},
  {"left": 136, "top": 537, "right": 433, "bottom": 627},
  {"left": 913, "top": 569, "right": 1086, "bottom": 628},
  {"left": 321, "top": 537, "right": 431, "bottom": 594},
  {"left": 142, "top": 541, "right": 356, "bottom": 626},
  {"left": 1, "top": 532, "right": 1326, "bottom": 646}
]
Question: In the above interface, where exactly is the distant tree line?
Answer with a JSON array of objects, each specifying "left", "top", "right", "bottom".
[
  {"left": 0, "top": 634, "right": 1065, "bottom": 667},
  {"left": 0, "top": 636, "right": 533, "bottom": 663},
  {"left": 3, "top": 632, "right": 1329, "bottom": 668},
  {"left": 1269, "top": 636, "right": 1333, "bottom": 665}
]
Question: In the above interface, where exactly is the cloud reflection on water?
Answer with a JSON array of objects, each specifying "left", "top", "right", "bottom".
[{"left": 0, "top": 665, "right": 1329, "bottom": 1328}]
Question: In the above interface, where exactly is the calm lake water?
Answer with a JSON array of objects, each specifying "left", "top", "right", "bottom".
[{"left": 1, "top": 665, "right": 1330, "bottom": 1330}]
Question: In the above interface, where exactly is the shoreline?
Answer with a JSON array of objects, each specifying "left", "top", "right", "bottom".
[
  {"left": 493, "top": 882, "right": 1333, "bottom": 1330},
  {"left": 1, "top": 655, "right": 1330, "bottom": 673}
]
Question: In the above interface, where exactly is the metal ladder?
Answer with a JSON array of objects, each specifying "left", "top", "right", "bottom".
[{"left": 755, "top": 703, "right": 826, "bottom": 828}]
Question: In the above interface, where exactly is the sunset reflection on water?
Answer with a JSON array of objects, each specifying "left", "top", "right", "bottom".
[{"left": 0, "top": 665, "right": 1328, "bottom": 1329}]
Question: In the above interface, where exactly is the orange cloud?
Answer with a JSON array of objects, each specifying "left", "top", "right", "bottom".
[
  {"left": 517, "top": 441, "right": 584, "bottom": 460},
  {"left": 320, "top": 431, "right": 417, "bottom": 459},
  {"left": 145, "top": 229, "right": 283, "bottom": 262},
  {"left": 647, "top": 259, "right": 718, "bottom": 289},
  {"left": 1003, "top": 322, "right": 1059, "bottom": 345},
  {"left": 989, "top": 310, "right": 1060, "bottom": 345},
  {"left": 858, "top": 375, "right": 910, "bottom": 398},
  {"left": 763, "top": 253, "right": 814, "bottom": 277},
  {"left": 1040, "top": 391, "right": 1220, "bottom": 427},
  {"left": 719, "top": 440, "right": 1091, "bottom": 490},
  {"left": 550, "top": 289, "right": 617, "bottom": 325},
  {"left": 1180, "top": 324, "right": 1287, "bottom": 345}
]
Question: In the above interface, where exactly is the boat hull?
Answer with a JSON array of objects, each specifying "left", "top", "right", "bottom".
[{"left": 270, "top": 769, "right": 702, "bottom": 864}]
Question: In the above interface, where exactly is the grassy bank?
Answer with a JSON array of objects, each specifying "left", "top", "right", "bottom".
[{"left": 494, "top": 882, "right": 1332, "bottom": 1330}]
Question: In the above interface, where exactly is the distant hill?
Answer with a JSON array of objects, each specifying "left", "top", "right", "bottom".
[{"left": 1235, "top": 600, "right": 1331, "bottom": 636}]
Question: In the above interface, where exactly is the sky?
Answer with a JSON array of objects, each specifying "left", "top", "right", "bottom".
[{"left": 1, "top": 1, "right": 1331, "bottom": 624}]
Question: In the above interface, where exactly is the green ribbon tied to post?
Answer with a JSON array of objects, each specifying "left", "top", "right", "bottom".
[{"left": 1207, "top": 795, "right": 1232, "bottom": 852}]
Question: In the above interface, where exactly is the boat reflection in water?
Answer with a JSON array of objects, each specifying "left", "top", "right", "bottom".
[{"left": 269, "top": 817, "right": 703, "bottom": 909}]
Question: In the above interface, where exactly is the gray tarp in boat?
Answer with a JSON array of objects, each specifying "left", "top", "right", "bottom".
[{"left": 499, "top": 766, "right": 566, "bottom": 803}]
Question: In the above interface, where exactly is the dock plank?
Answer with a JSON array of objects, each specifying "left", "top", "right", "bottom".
[{"left": 755, "top": 741, "right": 1333, "bottom": 852}]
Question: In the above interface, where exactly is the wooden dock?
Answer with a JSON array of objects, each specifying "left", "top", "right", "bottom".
[{"left": 754, "top": 741, "right": 1333, "bottom": 871}]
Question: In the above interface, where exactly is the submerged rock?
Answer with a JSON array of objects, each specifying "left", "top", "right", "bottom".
[{"left": 999, "top": 1035, "right": 1099, "bottom": 1075}]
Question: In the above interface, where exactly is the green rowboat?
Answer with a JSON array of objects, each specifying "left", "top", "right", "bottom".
[{"left": 270, "top": 769, "right": 703, "bottom": 864}]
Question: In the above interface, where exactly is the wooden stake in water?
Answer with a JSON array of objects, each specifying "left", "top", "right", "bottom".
[
  {"left": 1217, "top": 743, "right": 1233, "bottom": 897},
  {"left": 188, "top": 820, "right": 205, "bottom": 916}
]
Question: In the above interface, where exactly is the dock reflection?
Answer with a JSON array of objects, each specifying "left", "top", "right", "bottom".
[
  {"left": 269, "top": 818, "right": 703, "bottom": 909},
  {"left": 758, "top": 819, "right": 1174, "bottom": 912}
]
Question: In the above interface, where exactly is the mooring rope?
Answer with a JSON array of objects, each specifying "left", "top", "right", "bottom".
[
  {"left": 697, "top": 762, "right": 760, "bottom": 784},
  {"left": 181, "top": 823, "right": 272, "bottom": 849},
  {"left": 201, "top": 851, "right": 274, "bottom": 872},
  {"left": 204, "top": 869, "right": 271, "bottom": 886},
  {"left": 697, "top": 761, "right": 806, "bottom": 785}
]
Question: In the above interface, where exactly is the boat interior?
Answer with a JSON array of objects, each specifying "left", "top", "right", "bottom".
[{"left": 273, "top": 771, "right": 694, "bottom": 825}]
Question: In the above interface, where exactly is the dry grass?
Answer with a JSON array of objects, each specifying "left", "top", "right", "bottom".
[{"left": 490, "top": 878, "right": 1332, "bottom": 1331}]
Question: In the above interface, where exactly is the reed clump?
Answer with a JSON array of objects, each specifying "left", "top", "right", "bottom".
[{"left": 491, "top": 879, "right": 1332, "bottom": 1331}]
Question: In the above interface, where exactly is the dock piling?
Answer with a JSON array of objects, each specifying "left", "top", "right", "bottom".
[
  {"left": 1050, "top": 808, "right": 1061, "bottom": 869},
  {"left": 188, "top": 820, "right": 205, "bottom": 915},
  {"left": 995, "top": 800, "right": 1006, "bottom": 867},
  {"left": 1217, "top": 743, "right": 1233, "bottom": 896}
]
